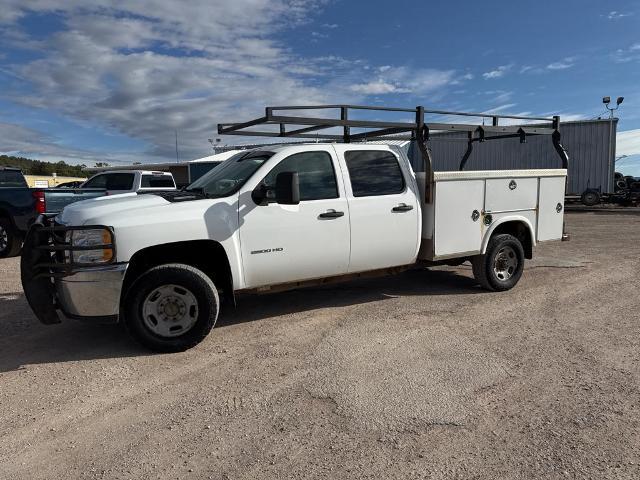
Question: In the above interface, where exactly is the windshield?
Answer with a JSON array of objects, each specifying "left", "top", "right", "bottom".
[{"left": 186, "top": 150, "right": 274, "bottom": 197}]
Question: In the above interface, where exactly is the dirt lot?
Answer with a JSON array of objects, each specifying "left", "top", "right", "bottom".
[{"left": 1, "top": 212, "right": 639, "bottom": 480}]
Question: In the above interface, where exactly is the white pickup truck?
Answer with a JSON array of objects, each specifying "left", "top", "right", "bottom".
[
  {"left": 21, "top": 105, "right": 569, "bottom": 352},
  {"left": 81, "top": 170, "right": 177, "bottom": 195}
]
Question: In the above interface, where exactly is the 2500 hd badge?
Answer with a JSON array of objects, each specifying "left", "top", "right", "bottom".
[{"left": 250, "top": 247, "right": 284, "bottom": 255}]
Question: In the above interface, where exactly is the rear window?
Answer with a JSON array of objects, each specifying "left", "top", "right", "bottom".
[
  {"left": 344, "top": 150, "right": 405, "bottom": 197},
  {"left": 0, "top": 170, "right": 27, "bottom": 187},
  {"left": 84, "top": 173, "right": 134, "bottom": 190},
  {"left": 141, "top": 175, "right": 175, "bottom": 188}
]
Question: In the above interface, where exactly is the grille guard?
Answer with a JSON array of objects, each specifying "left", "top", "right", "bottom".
[{"left": 20, "top": 216, "right": 116, "bottom": 325}]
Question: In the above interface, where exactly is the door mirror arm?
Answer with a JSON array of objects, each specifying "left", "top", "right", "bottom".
[
  {"left": 251, "top": 183, "right": 270, "bottom": 206},
  {"left": 252, "top": 172, "right": 300, "bottom": 206},
  {"left": 275, "top": 171, "right": 300, "bottom": 205}
]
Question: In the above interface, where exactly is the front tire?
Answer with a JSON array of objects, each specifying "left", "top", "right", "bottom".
[
  {"left": 581, "top": 190, "right": 600, "bottom": 207},
  {"left": 472, "top": 234, "right": 524, "bottom": 292},
  {"left": 0, "top": 218, "right": 22, "bottom": 258},
  {"left": 124, "top": 263, "right": 219, "bottom": 352}
]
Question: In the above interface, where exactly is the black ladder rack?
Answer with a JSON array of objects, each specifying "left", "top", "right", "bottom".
[{"left": 217, "top": 104, "right": 569, "bottom": 172}]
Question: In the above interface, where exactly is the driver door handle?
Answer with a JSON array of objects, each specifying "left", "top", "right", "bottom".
[
  {"left": 319, "top": 210, "right": 344, "bottom": 219},
  {"left": 392, "top": 204, "right": 414, "bottom": 212}
]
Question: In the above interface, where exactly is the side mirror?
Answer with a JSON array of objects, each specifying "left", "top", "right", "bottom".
[
  {"left": 275, "top": 171, "right": 300, "bottom": 205},
  {"left": 251, "top": 183, "right": 269, "bottom": 205}
]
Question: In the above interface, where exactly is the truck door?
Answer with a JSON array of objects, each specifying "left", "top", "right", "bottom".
[
  {"left": 336, "top": 146, "right": 420, "bottom": 272},
  {"left": 239, "top": 148, "right": 350, "bottom": 288}
]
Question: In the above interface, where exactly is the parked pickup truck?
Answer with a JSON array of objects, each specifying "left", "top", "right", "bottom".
[
  {"left": 80, "top": 170, "right": 177, "bottom": 195},
  {"left": 21, "top": 105, "right": 569, "bottom": 352},
  {"left": 0, "top": 167, "right": 105, "bottom": 257}
]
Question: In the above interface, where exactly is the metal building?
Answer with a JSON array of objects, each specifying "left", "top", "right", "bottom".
[{"left": 408, "top": 118, "right": 618, "bottom": 196}]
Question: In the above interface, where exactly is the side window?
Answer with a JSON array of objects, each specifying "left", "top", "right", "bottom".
[
  {"left": 344, "top": 150, "right": 405, "bottom": 197},
  {"left": 105, "top": 173, "right": 135, "bottom": 190},
  {"left": 83, "top": 174, "right": 107, "bottom": 188},
  {"left": 263, "top": 151, "right": 338, "bottom": 201}
]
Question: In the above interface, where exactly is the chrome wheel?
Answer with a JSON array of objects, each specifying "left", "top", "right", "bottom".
[
  {"left": 0, "top": 225, "right": 7, "bottom": 253},
  {"left": 493, "top": 245, "right": 518, "bottom": 281},
  {"left": 142, "top": 284, "right": 199, "bottom": 338}
]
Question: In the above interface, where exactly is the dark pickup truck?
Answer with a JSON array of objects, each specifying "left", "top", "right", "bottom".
[{"left": 0, "top": 167, "right": 105, "bottom": 257}]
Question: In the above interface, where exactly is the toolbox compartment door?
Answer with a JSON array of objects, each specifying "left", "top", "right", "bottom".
[
  {"left": 537, "top": 176, "right": 566, "bottom": 241},
  {"left": 433, "top": 179, "right": 485, "bottom": 257}
]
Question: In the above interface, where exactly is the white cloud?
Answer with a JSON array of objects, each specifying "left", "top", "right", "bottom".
[
  {"left": 482, "top": 65, "right": 512, "bottom": 79},
  {"left": 482, "top": 104, "right": 517, "bottom": 114},
  {"left": 0, "top": 122, "right": 140, "bottom": 165},
  {"left": 321, "top": 23, "right": 338, "bottom": 28},
  {"left": 0, "top": 1, "right": 466, "bottom": 164},
  {"left": 612, "top": 43, "right": 640, "bottom": 63},
  {"left": 607, "top": 11, "right": 633, "bottom": 20},
  {"left": 617, "top": 129, "right": 640, "bottom": 156},
  {"left": 350, "top": 80, "right": 405, "bottom": 95},
  {"left": 546, "top": 59, "right": 575, "bottom": 70},
  {"left": 483, "top": 90, "right": 513, "bottom": 103},
  {"left": 349, "top": 66, "right": 457, "bottom": 95}
]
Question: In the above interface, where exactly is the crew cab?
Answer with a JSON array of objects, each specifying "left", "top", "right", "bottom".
[
  {"left": 21, "top": 105, "right": 569, "bottom": 352},
  {"left": 81, "top": 170, "right": 176, "bottom": 195}
]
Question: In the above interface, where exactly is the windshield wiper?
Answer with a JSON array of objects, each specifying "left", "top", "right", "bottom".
[{"left": 184, "top": 186, "right": 206, "bottom": 195}]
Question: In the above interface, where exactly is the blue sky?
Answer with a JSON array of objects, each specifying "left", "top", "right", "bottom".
[{"left": 0, "top": 0, "right": 639, "bottom": 174}]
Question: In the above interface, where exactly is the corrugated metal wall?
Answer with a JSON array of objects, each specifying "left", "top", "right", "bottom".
[{"left": 408, "top": 119, "right": 617, "bottom": 195}]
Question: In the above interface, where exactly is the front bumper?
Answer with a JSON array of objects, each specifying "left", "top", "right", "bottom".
[
  {"left": 55, "top": 264, "right": 127, "bottom": 321},
  {"left": 21, "top": 216, "right": 125, "bottom": 324}
]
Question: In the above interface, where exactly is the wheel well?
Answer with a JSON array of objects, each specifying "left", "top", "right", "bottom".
[
  {"left": 489, "top": 221, "right": 533, "bottom": 259},
  {"left": 123, "top": 240, "right": 233, "bottom": 302}
]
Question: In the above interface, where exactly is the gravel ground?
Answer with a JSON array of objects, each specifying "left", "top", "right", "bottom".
[{"left": 0, "top": 212, "right": 638, "bottom": 479}]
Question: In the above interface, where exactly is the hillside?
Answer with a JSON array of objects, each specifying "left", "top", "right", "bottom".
[{"left": 0, "top": 155, "right": 87, "bottom": 177}]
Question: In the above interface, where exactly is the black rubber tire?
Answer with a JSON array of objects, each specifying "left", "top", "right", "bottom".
[
  {"left": 0, "top": 218, "right": 22, "bottom": 258},
  {"left": 581, "top": 190, "right": 600, "bottom": 207},
  {"left": 123, "top": 263, "right": 219, "bottom": 352},
  {"left": 472, "top": 234, "right": 525, "bottom": 292}
]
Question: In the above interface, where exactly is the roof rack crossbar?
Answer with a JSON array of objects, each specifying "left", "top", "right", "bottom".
[{"left": 217, "top": 104, "right": 568, "bottom": 172}]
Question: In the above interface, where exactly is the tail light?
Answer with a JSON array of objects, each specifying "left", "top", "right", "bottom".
[{"left": 32, "top": 190, "right": 46, "bottom": 214}]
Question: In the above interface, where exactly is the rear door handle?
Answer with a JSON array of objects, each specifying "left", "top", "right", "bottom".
[
  {"left": 319, "top": 210, "right": 344, "bottom": 219},
  {"left": 392, "top": 204, "right": 414, "bottom": 212}
]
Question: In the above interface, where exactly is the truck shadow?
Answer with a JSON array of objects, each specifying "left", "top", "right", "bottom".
[
  {"left": 0, "top": 267, "right": 479, "bottom": 372},
  {"left": 220, "top": 267, "right": 482, "bottom": 327},
  {"left": 0, "top": 295, "right": 145, "bottom": 373}
]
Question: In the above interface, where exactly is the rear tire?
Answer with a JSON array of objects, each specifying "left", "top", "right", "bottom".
[
  {"left": 123, "top": 263, "right": 219, "bottom": 352},
  {"left": 0, "top": 218, "right": 22, "bottom": 258},
  {"left": 472, "top": 234, "right": 524, "bottom": 292}
]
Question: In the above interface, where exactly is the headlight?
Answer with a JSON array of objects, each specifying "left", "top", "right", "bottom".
[{"left": 65, "top": 228, "right": 114, "bottom": 264}]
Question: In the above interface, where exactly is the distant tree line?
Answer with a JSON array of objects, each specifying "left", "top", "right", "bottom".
[{"left": 0, "top": 155, "right": 88, "bottom": 177}]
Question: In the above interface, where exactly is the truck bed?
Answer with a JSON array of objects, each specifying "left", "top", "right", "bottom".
[{"left": 417, "top": 169, "right": 567, "bottom": 260}]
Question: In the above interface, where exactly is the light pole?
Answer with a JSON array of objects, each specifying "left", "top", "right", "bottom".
[
  {"left": 208, "top": 138, "right": 222, "bottom": 154},
  {"left": 603, "top": 96, "right": 624, "bottom": 192}
]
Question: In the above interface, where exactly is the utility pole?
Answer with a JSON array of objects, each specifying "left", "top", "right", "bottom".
[
  {"left": 603, "top": 96, "right": 624, "bottom": 192},
  {"left": 175, "top": 130, "right": 179, "bottom": 163}
]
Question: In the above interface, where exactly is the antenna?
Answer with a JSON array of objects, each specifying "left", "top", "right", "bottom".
[{"left": 175, "top": 130, "right": 179, "bottom": 163}]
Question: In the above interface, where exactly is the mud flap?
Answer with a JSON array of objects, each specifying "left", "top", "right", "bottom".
[{"left": 20, "top": 223, "right": 62, "bottom": 325}]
